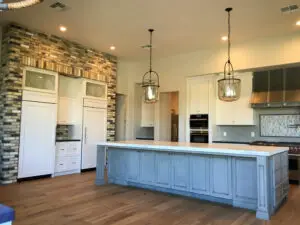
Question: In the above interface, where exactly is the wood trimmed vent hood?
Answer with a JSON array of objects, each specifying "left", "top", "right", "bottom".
[{"left": 251, "top": 67, "right": 300, "bottom": 108}]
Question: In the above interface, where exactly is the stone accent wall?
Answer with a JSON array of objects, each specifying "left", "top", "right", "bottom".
[
  {"left": 0, "top": 24, "right": 117, "bottom": 184},
  {"left": 56, "top": 125, "right": 70, "bottom": 140}
]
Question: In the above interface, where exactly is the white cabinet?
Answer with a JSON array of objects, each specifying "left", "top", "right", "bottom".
[
  {"left": 57, "top": 97, "right": 81, "bottom": 125},
  {"left": 18, "top": 101, "right": 57, "bottom": 178},
  {"left": 82, "top": 105, "right": 107, "bottom": 169},
  {"left": 23, "top": 67, "right": 58, "bottom": 94},
  {"left": 54, "top": 141, "right": 81, "bottom": 175},
  {"left": 216, "top": 72, "right": 254, "bottom": 125},
  {"left": 187, "top": 77, "right": 210, "bottom": 114},
  {"left": 84, "top": 80, "right": 107, "bottom": 100},
  {"left": 141, "top": 97, "right": 155, "bottom": 127}
]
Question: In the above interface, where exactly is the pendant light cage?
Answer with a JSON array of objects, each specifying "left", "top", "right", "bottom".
[
  {"left": 218, "top": 7, "right": 241, "bottom": 102},
  {"left": 0, "top": 0, "right": 43, "bottom": 11},
  {"left": 142, "top": 29, "right": 160, "bottom": 104}
]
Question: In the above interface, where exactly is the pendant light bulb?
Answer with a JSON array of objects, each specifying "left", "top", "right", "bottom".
[
  {"left": 142, "top": 29, "right": 160, "bottom": 104},
  {"left": 218, "top": 7, "right": 241, "bottom": 102}
]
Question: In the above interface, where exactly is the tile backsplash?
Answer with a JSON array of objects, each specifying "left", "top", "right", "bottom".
[
  {"left": 260, "top": 114, "right": 300, "bottom": 137},
  {"left": 214, "top": 108, "right": 300, "bottom": 143}
]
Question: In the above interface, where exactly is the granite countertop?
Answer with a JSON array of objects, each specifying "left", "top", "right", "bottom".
[
  {"left": 97, "top": 140, "right": 289, "bottom": 157},
  {"left": 0, "top": 204, "right": 14, "bottom": 224}
]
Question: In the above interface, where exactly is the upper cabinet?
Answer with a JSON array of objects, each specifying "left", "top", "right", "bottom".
[
  {"left": 141, "top": 97, "right": 155, "bottom": 127},
  {"left": 187, "top": 77, "right": 210, "bottom": 114},
  {"left": 84, "top": 80, "right": 107, "bottom": 100},
  {"left": 251, "top": 66, "right": 300, "bottom": 107},
  {"left": 23, "top": 67, "right": 58, "bottom": 94},
  {"left": 216, "top": 72, "right": 254, "bottom": 126}
]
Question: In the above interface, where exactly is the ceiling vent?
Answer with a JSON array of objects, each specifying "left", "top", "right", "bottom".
[
  {"left": 281, "top": 4, "right": 299, "bottom": 14},
  {"left": 50, "top": 1, "right": 68, "bottom": 11}
]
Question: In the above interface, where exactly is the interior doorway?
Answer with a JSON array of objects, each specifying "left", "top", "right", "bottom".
[
  {"left": 115, "top": 93, "right": 127, "bottom": 141},
  {"left": 156, "top": 91, "right": 179, "bottom": 142}
]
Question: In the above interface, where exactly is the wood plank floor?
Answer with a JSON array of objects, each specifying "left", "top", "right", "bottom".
[{"left": 0, "top": 172, "right": 300, "bottom": 225}]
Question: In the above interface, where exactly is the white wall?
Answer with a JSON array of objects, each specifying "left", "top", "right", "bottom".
[{"left": 117, "top": 32, "right": 300, "bottom": 142}]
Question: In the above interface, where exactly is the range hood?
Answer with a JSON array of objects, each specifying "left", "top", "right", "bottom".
[{"left": 251, "top": 67, "right": 300, "bottom": 108}]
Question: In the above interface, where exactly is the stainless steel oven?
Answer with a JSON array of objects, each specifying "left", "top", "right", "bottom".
[{"left": 190, "top": 114, "right": 209, "bottom": 143}]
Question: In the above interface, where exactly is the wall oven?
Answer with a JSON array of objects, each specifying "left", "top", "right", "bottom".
[{"left": 190, "top": 114, "right": 209, "bottom": 143}]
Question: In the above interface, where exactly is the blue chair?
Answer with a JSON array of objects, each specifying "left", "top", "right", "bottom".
[{"left": 0, "top": 205, "right": 15, "bottom": 225}]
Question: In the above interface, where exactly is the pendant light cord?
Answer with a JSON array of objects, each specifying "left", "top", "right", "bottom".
[
  {"left": 227, "top": 9, "right": 231, "bottom": 63},
  {"left": 149, "top": 29, "right": 154, "bottom": 82}
]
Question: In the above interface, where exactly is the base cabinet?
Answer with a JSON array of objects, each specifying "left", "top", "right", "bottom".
[
  {"left": 140, "top": 151, "right": 155, "bottom": 185},
  {"left": 189, "top": 155, "right": 210, "bottom": 195},
  {"left": 108, "top": 149, "right": 125, "bottom": 182},
  {"left": 127, "top": 150, "right": 140, "bottom": 182},
  {"left": 155, "top": 153, "right": 172, "bottom": 188},
  {"left": 172, "top": 154, "right": 189, "bottom": 191},
  {"left": 210, "top": 156, "right": 232, "bottom": 199}
]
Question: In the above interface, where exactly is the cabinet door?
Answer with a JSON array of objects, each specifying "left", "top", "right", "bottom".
[
  {"left": 18, "top": 101, "right": 57, "bottom": 178},
  {"left": 58, "top": 97, "right": 81, "bottom": 125},
  {"left": 172, "top": 154, "right": 189, "bottom": 191},
  {"left": 140, "top": 151, "right": 155, "bottom": 185},
  {"left": 252, "top": 71, "right": 269, "bottom": 105},
  {"left": 141, "top": 97, "right": 155, "bottom": 127},
  {"left": 210, "top": 156, "right": 232, "bottom": 199},
  {"left": 127, "top": 150, "right": 140, "bottom": 182},
  {"left": 269, "top": 69, "right": 284, "bottom": 104},
  {"left": 108, "top": 149, "right": 124, "bottom": 180},
  {"left": 82, "top": 107, "right": 107, "bottom": 169},
  {"left": 188, "top": 79, "right": 209, "bottom": 114},
  {"left": 155, "top": 152, "right": 171, "bottom": 188},
  {"left": 234, "top": 73, "right": 254, "bottom": 125},
  {"left": 216, "top": 72, "right": 254, "bottom": 125},
  {"left": 189, "top": 155, "right": 210, "bottom": 195},
  {"left": 285, "top": 67, "right": 300, "bottom": 102}
]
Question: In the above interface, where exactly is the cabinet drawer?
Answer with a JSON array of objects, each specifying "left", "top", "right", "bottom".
[
  {"left": 56, "top": 143, "right": 68, "bottom": 157},
  {"left": 55, "top": 161, "right": 68, "bottom": 173},
  {"left": 67, "top": 142, "right": 81, "bottom": 155},
  {"left": 68, "top": 157, "right": 81, "bottom": 170}
]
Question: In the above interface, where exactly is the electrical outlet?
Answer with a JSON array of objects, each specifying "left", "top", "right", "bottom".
[
  {"left": 223, "top": 132, "right": 227, "bottom": 137},
  {"left": 251, "top": 132, "right": 255, "bottom": 138}
]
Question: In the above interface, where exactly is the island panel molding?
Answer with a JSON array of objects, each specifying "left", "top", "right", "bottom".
[
  {"left": 96, "top": 141, "right": 289, "bottom": 220},
  {"left": 0, "top": 23, "right": 117, "bottom": 184}
]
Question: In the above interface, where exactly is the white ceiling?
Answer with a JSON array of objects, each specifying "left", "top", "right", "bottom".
[{"left": 1, "top": 0, "right": 300, "bottom": 59}]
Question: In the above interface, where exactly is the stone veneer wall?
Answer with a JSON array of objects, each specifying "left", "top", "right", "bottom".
[{"left": 0, "top": 24, "right": 117, "bottom": 184}]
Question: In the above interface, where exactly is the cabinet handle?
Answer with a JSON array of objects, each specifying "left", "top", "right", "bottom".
[
  {"left": 84, "top": 127, "right": 87, "bottom": 144},
  {"left": 72, "top": 162, "right": 76, "bottom": 164},
  {"left": 59, "top": 164, "right": 64, "bottom": 166}
]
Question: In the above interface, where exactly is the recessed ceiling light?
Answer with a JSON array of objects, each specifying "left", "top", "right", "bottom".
[
  {"left": 296, "top": 20, "right": 300, "bottom": 26},
  {"left": 221, "top": 36, "right": 228, "bottom": 41},
  {"left": 59, "top": 26, "right": 67, "bottom": 32},
  {"left": 110, "top": 45, "right": 116, "bottom": 50}
]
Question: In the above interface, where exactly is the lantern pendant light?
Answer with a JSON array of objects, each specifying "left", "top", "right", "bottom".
[
  {"left": 218, "top": 8, "right": 241, "bottom": 102},
  {"left": 142, "top": 29, "right": 160, "bottom": 104}
]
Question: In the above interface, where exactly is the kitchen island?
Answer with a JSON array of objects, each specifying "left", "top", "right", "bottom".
[{"left": 95, "top": 141, "right": 289, "bottom": 220}]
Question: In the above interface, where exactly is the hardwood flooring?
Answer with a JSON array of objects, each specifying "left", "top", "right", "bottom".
[{"left": 0, "top": 172, "right": 300, "bottom": 225}]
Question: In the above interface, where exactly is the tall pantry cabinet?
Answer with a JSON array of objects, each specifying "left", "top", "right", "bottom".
[
  {"left": 18, "top": 67, "right": 58, "bottom": 179},
  {"left": 81, "top": 80, "right": 108, "bottom": 170}
]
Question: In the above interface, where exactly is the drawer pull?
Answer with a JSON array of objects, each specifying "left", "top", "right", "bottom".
[
  {"left": 72, "top": 162, "right": 76, "bottom": 164},
  {"left": 59, "top": 164, "right": 64, "bottom": 166}
]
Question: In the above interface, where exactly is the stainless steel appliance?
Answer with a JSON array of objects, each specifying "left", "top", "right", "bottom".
[
  {"left": 189, "top": 114, "right": 209, "bottom": 143},
  {"left": 250, "top": 141, "right": 300, "bottom": 184}
]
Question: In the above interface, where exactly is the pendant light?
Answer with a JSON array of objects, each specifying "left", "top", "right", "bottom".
[
  {"left": 0, "top": 0, "right": 43, "bottom": 11},
  {"left": 218, "top": 8, "right": 241, "bottom": 102},
  {"left": 142, "top": 29, "right": 160, "bottom": 104}
]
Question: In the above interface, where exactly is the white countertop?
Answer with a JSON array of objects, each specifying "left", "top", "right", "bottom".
[{"left": 97, "top": 140, "right": 289, "bottom": 157}]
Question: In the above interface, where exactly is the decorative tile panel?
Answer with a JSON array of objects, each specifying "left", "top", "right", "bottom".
[
  {"left": 260, "top": 114, "right": 300, "bottom": 137},
  {"left": 0, "top": 23, "right": 117, "bottom": 184}
]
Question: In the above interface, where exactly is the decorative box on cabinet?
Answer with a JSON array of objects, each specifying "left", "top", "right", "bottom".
[
  {"left": 54, "top": 141, "right": 81, "bottom": 176},
  {"left": 216, "top": 72, "right": 254, "bottom": 125}
]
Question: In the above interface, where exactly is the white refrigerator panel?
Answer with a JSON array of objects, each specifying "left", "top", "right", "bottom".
[{"left": 18, "top": 101, "right": 57, "bottom": 178}]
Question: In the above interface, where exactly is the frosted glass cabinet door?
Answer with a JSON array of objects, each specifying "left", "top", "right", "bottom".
[
  {"left": 23, "top": 69, "right": 57, "bottom": 93},
  {"left": 85, "top": 81, "right": 107, "bottom": 99}
]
